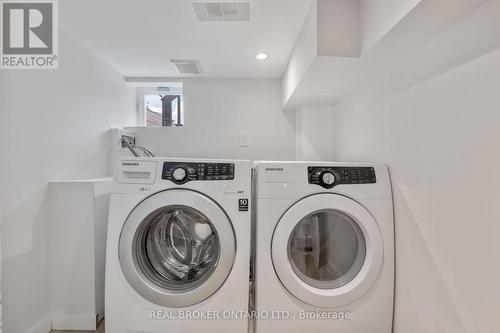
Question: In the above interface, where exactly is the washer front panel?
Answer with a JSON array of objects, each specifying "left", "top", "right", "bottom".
[
  {"left": 119, "top": 189, "right": 236, "bottom": 308},
  {"left": 271, "top": 194, "right": 384, "bottom": 308}
]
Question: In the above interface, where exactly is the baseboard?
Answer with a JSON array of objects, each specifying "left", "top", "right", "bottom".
[
  {"left": 51, "top": 313, "right": 97, "bottom": 330},
  {"left": 97, "top": 309, "right": 105, "bottom": 322},
  {"left": 26, "top": 316, "right": 51, "bottom": 333}
]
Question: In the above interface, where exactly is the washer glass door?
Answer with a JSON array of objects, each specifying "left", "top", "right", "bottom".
[
  {"left": 119, "top": 189, "right": 236, "bottom": 308},
  {"left": 135, "top": 205, "right": 219, "bottom": 292}
]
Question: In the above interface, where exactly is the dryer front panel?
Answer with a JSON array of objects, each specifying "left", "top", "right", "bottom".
[
  {"left": 119, "top": 189, "right": 236, "bottom": 308},
  {"left": 271, "top": 193, "right": 383, "bottom": 308}
]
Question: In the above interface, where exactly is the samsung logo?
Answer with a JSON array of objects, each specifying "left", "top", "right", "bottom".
[
  {"left": 122, "top": 162, "right": 139, "bottom": 166},
  {"left": 266, "top": 167, "right": 284, "bottom": 172}
]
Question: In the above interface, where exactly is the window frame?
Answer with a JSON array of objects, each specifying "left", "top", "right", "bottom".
[{"left": 135, "top": 84, "right": 184, "bottom": 127}]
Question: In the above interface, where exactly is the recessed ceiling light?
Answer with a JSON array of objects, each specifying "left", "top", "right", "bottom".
[{"left": 254, "top": 52, "right": 268, "bottom": 60}]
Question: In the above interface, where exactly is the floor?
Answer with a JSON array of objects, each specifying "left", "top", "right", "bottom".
[
  {"left": 51, "top": 320, "right": 104, "bottom": 333},
  {"left": 49, "top": 318, "right": 254, "bottom": 333}
]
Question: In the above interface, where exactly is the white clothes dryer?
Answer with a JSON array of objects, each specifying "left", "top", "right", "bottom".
[{"left": 254, "top": 161, "right": 394, "bottom": 333}]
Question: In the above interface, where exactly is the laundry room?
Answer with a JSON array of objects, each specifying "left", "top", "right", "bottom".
[{"left": 1, "top": 0, "right": 499, "bottom": 333}]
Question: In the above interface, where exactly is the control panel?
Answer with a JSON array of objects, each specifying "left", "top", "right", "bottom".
[
  {"left": 308, "top": 166, "right": 376, "bottom": 189},
  {"left": 162, "top": 162, "right": 235, "bottom": 184}
]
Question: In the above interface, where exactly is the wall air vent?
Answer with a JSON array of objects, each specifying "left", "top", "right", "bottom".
[
  {"left": 193, "top": 2, "right": 250, "bottom": 21},
  {"left": 170, "top": 59, "right": 202, "bottom": 75}
]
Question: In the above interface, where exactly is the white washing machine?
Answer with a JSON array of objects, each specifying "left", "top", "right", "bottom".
[
  {"left": 106, "top": 158, "right": 251, "bottom": 333},
  {"left": 254, "top": 161, "right": 394, "bottom": 333}
]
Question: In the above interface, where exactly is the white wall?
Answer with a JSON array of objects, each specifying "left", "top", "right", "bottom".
[
  {"left": 282, "top": 0, "right": 317, "bottom": 106},
  {"left": 331, "top": 48, "right": 500, "bottom": 333},
  {"left": 129, "top": 78, "right": 296, "bottom": 161},
  {"left": 282, "top": 0, "right": 361, "bottom": 109},
  {"left": 360, "top": 0, "right": 421, "bottom": 51},
  {"left": 296, "top": 106, "right": 333, "bottom": 161},
  {"left": 317, "top": 0, "right": 360, "bottom": 57},
  {"left": 0, "top": 33, "right": 135, "bottom": 333}
]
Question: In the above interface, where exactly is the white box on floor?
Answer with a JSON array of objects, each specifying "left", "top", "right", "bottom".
[{"left": 49, "top": 178, "right": 112, "bottom": 330}]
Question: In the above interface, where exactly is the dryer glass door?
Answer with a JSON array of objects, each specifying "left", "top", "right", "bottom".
[
  {"left": 288, "top": 209, "right": 366, "bottom": 290},
  {"left": 119, "top": 189, "right": 236, "bottom": 308},
  {"left": 271, "top": 194, "right": 383, "bottom": 308}
]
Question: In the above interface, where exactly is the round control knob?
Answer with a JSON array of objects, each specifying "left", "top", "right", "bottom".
[
  {"left": 172, "top": 168, "right": 187, "bottom": 182},
  {"left": 321, "top": 172, "right": 336, "bottom": 186}
]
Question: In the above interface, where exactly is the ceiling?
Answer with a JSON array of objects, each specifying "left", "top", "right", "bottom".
[{"left": 60, "top": 0, "right": 313, "bottom": 78}]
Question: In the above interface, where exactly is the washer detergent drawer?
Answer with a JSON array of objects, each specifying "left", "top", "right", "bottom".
[{"left": 117, "top": 160, "right": 157, "bottom": 184}]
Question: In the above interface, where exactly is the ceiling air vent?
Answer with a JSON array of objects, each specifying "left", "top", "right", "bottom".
[
  {"left": 170, "top": 59, "right": 202, "bottom": 75},
  {"left": 193, "top": 2, "right": 250, "bottom": 21}
]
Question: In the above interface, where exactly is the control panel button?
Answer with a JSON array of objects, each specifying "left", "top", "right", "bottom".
[
  {"left": 172, "top": 168, "right": 187, "bottom": 182},
  {"left": 321, "top": 172, "right": 336, "bottom": 185}
]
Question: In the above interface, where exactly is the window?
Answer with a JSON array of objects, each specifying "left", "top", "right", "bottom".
[{"left": 136, "top": 83, "right": 184, "bottom": 127}]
